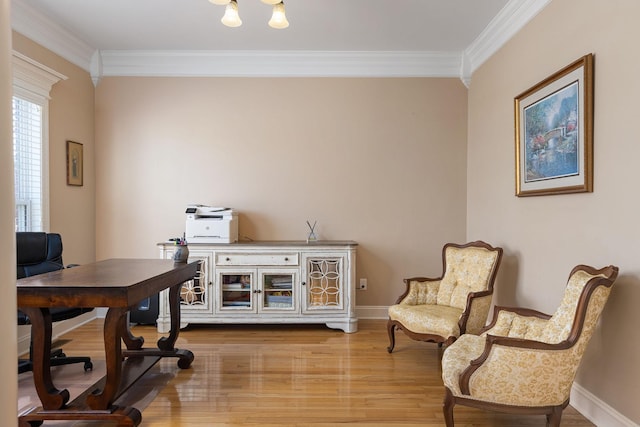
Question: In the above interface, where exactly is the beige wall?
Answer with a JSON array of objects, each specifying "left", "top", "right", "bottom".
[
  {"left": 95, "top": 77, "right": 468, "bottom": 305},
  {"left": 467, "top": 0, "right": 640, "bottom": 423},
  {"left": 12, "top": 32, "right": 96, "bottom": 264},
  {"left": 1, "top": 1, "right": 17, "bottom": 425}
]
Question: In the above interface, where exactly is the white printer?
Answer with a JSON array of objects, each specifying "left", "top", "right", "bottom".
[{"left": 185, "top": 205, "right": 238, "bottom": 244}]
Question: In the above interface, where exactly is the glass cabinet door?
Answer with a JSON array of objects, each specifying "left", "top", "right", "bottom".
[
  {"left": 261, "top": 270, "right": 297, "bottom": 311},
  {"left": 302, "top": 256, "right": 345, "bottom": 312},
  {"left": 218, "top": 270, "right": 254, "bottom": 311},
  {"left": 180, "top": 253, "right": 210, "bottom": 309}
]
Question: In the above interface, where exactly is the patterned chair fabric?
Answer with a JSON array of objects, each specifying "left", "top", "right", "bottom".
[
  {"left": 387, "top": 241, "right": 503, "bottom": 352},
  {"left": 440, "top": 264, "right": 618, "bottom": 427}
]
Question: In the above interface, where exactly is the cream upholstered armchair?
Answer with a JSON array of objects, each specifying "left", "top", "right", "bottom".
[
  {"left": 441, "top": 264, "right": 618, "bottom": 427},
  {"left": 387, "top": 241, "right": 503, "bottom": 352}
]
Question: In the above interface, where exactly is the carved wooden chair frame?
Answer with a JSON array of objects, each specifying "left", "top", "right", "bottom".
[{"left": 387, "top": 240, "right": 503, "bottom": 352}]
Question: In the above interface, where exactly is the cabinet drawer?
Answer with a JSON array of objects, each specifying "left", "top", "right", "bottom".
[{"left": 216, "top": 252, "right": 299, "bottom": 266}]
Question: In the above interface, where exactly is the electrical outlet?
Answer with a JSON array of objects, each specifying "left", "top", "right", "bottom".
[{"left": 358, "top": 278, "right": 367, "bottom": 290}]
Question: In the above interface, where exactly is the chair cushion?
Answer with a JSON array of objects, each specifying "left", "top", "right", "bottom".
[
  {"left": 401, "top": 279, "right": 440, "bottom": 305},
  {"left": 437, "top": 246, "right": 500, "bottom": 310},
  {"left": 388, "top": 303, "right": 463, "bottom": 337},
  {"left": 481, "top": 311, "right": 549, "bottom": 339},
  {"left": 485, "top": 270, "right": 610, "bottom": 344},
  {"left": 538, "top": 269, "right": 603, "bottom": 344}
]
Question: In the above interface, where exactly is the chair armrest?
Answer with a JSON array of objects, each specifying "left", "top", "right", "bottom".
[
  {"left": 458, "top": 334, "right": 575, "bottom": 405},
  {"left": 460, "top": 292, "right": 493, "bottom": 334},
  {"left": 493, "top": 305, "right": 552, "bottom": 320},
  {"left": 468, "top": 289, "right": 493, "bottom": 299}
]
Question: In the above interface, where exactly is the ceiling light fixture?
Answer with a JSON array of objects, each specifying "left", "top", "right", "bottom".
[
  {"left": 268, "top": 2, "right": 289, "bottom": 29},
  {"left": 209, "top": 0, "right": 289, "bottom": 29},
  {"left": 221, "top": 0, "right": 242, "bottom": 27}
]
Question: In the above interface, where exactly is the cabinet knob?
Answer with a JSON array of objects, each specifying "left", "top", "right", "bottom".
[
  {"left": 301, "top": 281, "right": 306, "bottom": 286},
  {"left": 225, "top": 257, "right": 230, "bottom": 261},
  {"left": 284, "top": 257, "right": 289, "bottom": 261}
]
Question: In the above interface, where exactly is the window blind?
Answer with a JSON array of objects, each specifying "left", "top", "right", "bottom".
[{"left": 13, "top": 96, "right": 43, "bottom": 232}]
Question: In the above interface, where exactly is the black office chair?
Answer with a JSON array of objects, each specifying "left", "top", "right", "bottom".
[{"left": 17, "top": 232, "right": 93, "bottom": 373}]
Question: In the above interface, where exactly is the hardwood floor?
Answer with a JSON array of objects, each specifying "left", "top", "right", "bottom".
[{"left": 18, "top": 319, "right": 595, "bottom": 426}]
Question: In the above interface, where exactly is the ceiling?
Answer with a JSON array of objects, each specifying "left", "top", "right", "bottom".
[{"left": 11, "top": 0, "right": 550, "bottom": 84}]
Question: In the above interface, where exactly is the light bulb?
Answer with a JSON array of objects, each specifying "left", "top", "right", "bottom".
[
  {"left": 268, "top": 2, "right": 289, "bottom": 29},
  {"left": 221, "top": 0, "right": 242, "bottom": 27},
  {"left": 209, "top": 0, "right": 231, "bottom": 5},
  {"left": 261, "top": 0, "right": 281, "bottom": 4}
]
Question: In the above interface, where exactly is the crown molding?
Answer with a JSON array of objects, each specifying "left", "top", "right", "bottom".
[
  {"left": 11, "top": 0, "right": 552, "bottom": 85},
  {"left": 11, "top": 0, "right": 94, "bottom": 71},
  {"left": 461, "top": 0, "right": 553, "bottom": 86},
  {"left": 91, "top": 50, "right": 462, "bottom": 83}
]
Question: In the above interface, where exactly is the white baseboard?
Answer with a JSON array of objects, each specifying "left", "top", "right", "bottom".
[
  {"left": 355, "top": 305, "right": 388, "bottom": 319},
  {"left": 571, "top": 382, "right": 639, "bottom": 427}
]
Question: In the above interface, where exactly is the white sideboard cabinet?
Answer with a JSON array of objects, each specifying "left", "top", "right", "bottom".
[{"left": 157, "top": 241, "right": 358, "bottom": 333}]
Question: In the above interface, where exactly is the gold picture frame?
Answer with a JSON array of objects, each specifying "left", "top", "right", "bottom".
[
  {"left": 66, "top": 140, "right": 83, "bottom": 186},
  {"left": 515, "top": 54, "right": 594, "bottom": 196}
]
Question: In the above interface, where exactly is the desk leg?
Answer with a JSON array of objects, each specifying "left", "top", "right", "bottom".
[
  {"left": 20, "top": 307, "right": 70, "bottom": 410},
  {"left": 123, "top": 282, "right": 194, "bottom": 369},
  {"left": 122, "top": 313, "right": 144, "bottom": 351},
  {"left": 86, "top": 307, "right": 127, "bottom": 410},
  {"left": 166, "top": 281, "right": 194, "bottom": 369},
  {"left": 157, "top": 282, "right": 182, "bottom": 351}
]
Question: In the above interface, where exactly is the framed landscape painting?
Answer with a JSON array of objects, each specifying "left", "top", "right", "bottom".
[{"left": 515, "top": 54, "right": 594, "bottom": 196}]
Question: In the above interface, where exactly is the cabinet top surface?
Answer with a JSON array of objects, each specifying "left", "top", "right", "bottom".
[{"left": 158, "top": 240, "right": 358, "bottom": 248}]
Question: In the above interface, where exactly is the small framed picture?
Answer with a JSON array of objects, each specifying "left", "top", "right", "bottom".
[
  {"left": 515, "top": 54, "right": 594, "bottom": 196},
  {"left": 66, "top": 140, "right": 83, "bottom": 186}
]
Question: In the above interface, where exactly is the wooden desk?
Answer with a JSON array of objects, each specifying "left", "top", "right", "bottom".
[{"left": 17, "top": 258, "right": 199, "bottom": 427}]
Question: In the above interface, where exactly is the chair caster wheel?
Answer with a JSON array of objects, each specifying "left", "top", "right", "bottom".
[{"left": 84, "top": 361, "right": 93, "bottom": 371}]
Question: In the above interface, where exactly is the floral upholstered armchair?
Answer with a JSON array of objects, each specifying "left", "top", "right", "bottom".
[
  {"left": 387, "top": 241, "right": 503, "bottom": 352},
  {"left": 441, "top": 264, "right": 618, "bottom": 427}
]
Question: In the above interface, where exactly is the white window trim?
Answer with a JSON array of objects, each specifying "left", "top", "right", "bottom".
[{"left": 12, "top": 51, "right": 67, "bottom": 232}]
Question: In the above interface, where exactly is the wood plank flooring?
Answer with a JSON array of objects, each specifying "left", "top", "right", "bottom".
[{"left": 18, "top": 319, "right": 595, "bottom": 426}]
